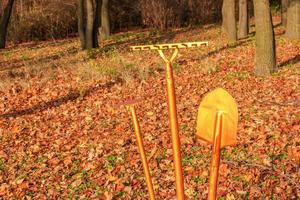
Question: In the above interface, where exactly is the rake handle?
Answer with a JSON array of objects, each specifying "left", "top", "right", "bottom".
[
  {"left": 208, "top": 112, "right": 223, "bottom": 200},
  {"left": 129, "top": 106, "right": 156, "bottom": 200},
  {"left": 157, "top": 49, "right": 185, "bottom": 200},
  {"left": 164, "top": 57, "right": 185, "bottom": 200}
]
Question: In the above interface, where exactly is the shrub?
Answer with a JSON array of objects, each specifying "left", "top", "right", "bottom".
[
  {"left": 3, "top": 0, "right": 225, "bottom": 42},
  {"left": 138, "top": 0, "right": 185, "bottom": 29},
  {"left": 8, "top": 0, "right": 77, "bottom": 42},
  {"left": 187, "top": 0, "right": 222, "bottom": 25}
]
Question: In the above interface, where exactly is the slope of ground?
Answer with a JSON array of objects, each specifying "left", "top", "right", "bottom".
[{"left": 0, "top": 20, "right": 299, "bottom": 199}]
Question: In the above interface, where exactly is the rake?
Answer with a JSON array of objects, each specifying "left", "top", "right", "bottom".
[{"left": 130, "top": 42, "right": 208, "bottom": 200}]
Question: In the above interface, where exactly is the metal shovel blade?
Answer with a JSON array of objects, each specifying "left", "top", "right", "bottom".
[{"left": 196, "top": 88, "right": 238, "bottom": 148}]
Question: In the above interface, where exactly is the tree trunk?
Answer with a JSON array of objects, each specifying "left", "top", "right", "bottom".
[
  {"left": 222, "top": 0, "right": 237, "bottom": 43},
  {"left": 20, "top": 0, "right": 23, "bottom": 18},
  {"left": 0, "top": 0, "right": 15, "bottom": 49},
  {"left": 238, "top": 0, "right": 248, "bottom": 39},
  {"left": 253, "top": 0, "right": 276, "bottom": 76},
  {"left": 77, "top": 0, "right": 86, "bottom": 49},
  {"left": 93, "top": 0, "right": 101, "bottom": 47},
  {"left": 281, "top": 0, "right": 289, "bottom": 27},
  {"left": 100, "top": 0, "right": 110, "bottom": 40},
  {"left": 77, "top": 0, "right": 99, "bottom": 49},
  {"left": 285, "top": 0, "right": 300, "bottom": 39},
  {"left": 85, "top": 0, "right": 95, "bottom": 49}
]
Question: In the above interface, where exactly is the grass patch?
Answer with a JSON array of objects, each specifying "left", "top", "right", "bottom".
[
  {"left": 182, "top": 155, "right": 194, "bottom": 166},
  {"left": 0, "top": 159, "right": 6, "bottom": 171},
  {"left": 156, "top": 150, "right": 167, "bottom": 164},
  {"left": 225, "top": 71, "right": 250, "bottom": 80},
  {"left": 113, "top": 191, "right": 126, "bottom": 199},
  {"left": 106, "top": 155, "right": 118, "bottom": 163},
  {"left": 228, "top": 42, "right": 238, "bottom": 48},
  {"left": 77, "top": 49, "right": 159, "bottom": 83},
  {"left": 109, "top": 32, "right": 145, "bottom": 42},
  {"left": 193, "top": 175, "right": 207, "bottom": 185},
  {"left": 197, "top": 58, "right": 220, "bottom": 74},
  {"left": 172, "top": 63, "right": 180, "bottom": 72}
]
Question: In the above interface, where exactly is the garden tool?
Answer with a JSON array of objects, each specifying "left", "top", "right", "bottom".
[
  {"left": 196, "top": 88, "right": 238, "bottom": 200},
  {"left": 118, "top": 99, "right": 156, "bottom": 200},
  {"left": 131, "top": 42, "right": 208, "bottom": 200}
]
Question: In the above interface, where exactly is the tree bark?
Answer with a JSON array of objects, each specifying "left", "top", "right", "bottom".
[
  {"left": 285, "top": 0, "right": 300, "bottom": 39},
  {"left": 281, "top": 0, "right": 289, "bottom": 27},
  {"left": 85, "top": 0, "right": 95, "bottom": 49},
  {"left": 93, "top": 0, "right": 101, "bottom": 47},
  {"left": 77, "top": 0, "right": 86, "bottom": 49},
  {"left": 253, "top": 0, "right": 276, "bottom": 76},
  {"left": 238, "top": 0, "right": 248, "bottom": 39},
  {"left": 77, "top": 0, "right": 99, "bottom": 49},
  {"left": 222, "top": 0, "right": 237, "bottom": 43},
  {"left": 100, "top": 0, "right": 110, "bottom": 40},
  {"left": 0, "top": 0, "right": 15, "bottom": 49}
]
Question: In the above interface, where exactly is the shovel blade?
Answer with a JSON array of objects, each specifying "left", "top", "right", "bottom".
[{"left": 196, "top": 88, "right": 238, "bottom": 148}]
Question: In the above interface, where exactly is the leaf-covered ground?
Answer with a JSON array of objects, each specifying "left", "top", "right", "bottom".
[{"left": 0, "top": 19, "right": 299, "bottom": 199}]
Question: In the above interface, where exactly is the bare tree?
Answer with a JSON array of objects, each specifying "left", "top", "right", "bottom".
[
  {"left": 0, "top": 0, "right": 15, "bottom": 49},
  {"left": 253, "top": 0, "right": 276, "bottom": 76},
  {"left": 285, "top": 0, "right": 300, "bottom": 39},
  {"left": 238, "top": 0, "right": 248, "bottom": 39},
  {"left": 222, "top": 0, "right": 237, "bottom": 43}
]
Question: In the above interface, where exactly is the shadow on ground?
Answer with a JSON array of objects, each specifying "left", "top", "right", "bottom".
[
  {"left": 0, "top": 46, "right": 79, "bottom": 72},
  {"left": 0, "top": 80, "right": 120, "bottom": 119},
  {"left": 278, "top": 54, "right": 300, "bottom": 68}
]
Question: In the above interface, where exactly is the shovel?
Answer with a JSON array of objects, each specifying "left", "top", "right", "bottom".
[{"left": 196, "top": 88, "right": 238, "bottom": 200}]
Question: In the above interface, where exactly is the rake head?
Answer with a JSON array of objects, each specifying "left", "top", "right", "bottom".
[{"left": 130, "top": 41, "right": 208, "bottom": 51}]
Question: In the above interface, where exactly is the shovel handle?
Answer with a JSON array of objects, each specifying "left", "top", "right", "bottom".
[{"left": 208, "top": 111, "right": 223, "bottom": 200}]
